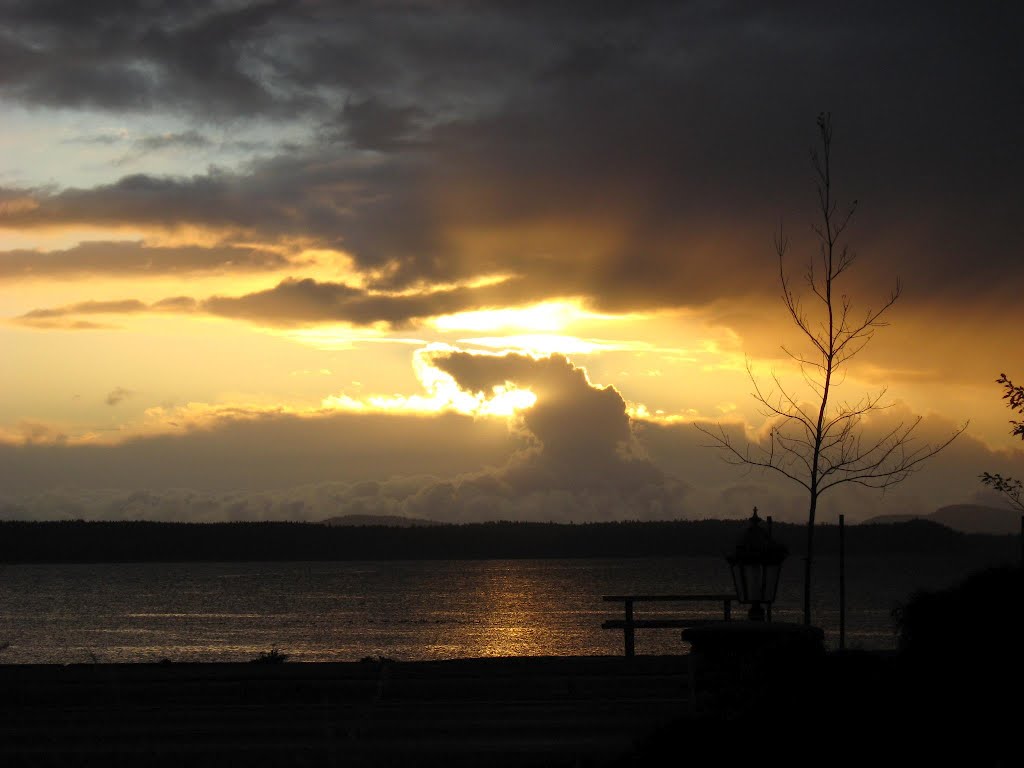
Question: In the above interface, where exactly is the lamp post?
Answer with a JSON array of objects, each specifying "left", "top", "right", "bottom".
[{"left": 727, "top": 507, "right": 788, "bottom": 621}]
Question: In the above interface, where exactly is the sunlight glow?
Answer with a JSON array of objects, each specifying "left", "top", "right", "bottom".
[
  {"left": 275, "top": 325, "right": 425, "bottom": 350},
  {"left": 322, "top": 344, "right": 538, "bottom": 417},
  {"left": 459, "top": 334, "right": 617, "bottom": 356},
  {"left": 430, "top": 300, "right": 637, "bottom": 333}
]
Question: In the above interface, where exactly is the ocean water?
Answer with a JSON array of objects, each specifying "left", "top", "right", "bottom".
[{"left": 0, "top": 554, "right": 1005, "bottom": 664}]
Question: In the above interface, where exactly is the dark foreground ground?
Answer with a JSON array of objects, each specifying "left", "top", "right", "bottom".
[
  {"left": 1, "top": 648, "right": 1016, "bottom": 768},
  {"left": 1, "top": 656, "right": 693, "bottom": 767}
]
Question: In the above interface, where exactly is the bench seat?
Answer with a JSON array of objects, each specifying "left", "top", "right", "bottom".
[
  {"left": 602, "top": 594, "right": 737, "bottom": 656},
  {"left": 601, "top": 619, "right": 723, "bottom": 630}
]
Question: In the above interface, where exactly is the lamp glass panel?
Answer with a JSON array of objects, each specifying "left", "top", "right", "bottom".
[
  {"left": 764, "top": 563, "right": 782, "bottom": 603},
  {"left": 730, "top": 563, "right": 743, "bottom": 599},
  {"left": 747, "top": 563, "right": 766, "bottom": 602}
]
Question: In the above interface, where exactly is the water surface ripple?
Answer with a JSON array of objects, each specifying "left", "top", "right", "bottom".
[{"left": 0, "top": 555, "right": 1000, "bottom": 663}]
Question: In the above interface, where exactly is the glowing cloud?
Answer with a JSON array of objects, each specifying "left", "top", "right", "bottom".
[{"left": 322, "top": 344, "right": 538, "bottom": 417}]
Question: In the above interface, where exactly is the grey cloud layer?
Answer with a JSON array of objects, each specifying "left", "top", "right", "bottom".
[
  {"left": 201, "top": 276, "right": 548, "bottom": 327},
  {"left": 14, "top": 275, "right": 554, "bottom": 329},
  {"left": 0, "top": 241, "right": 289, "bottom": 279},
  {"left": 0, "top": 410, "right": 520, "bottom": 497},
  {"left": 0, "top": 2, "right": 1020, "bottom": 317}
]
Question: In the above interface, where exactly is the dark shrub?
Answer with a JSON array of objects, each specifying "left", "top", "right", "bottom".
[
  {"left": 894, "top": 565, "right": 1022, "bottom": 659},
  {"left": 250, "top": 648, "right": 290, "bottom": 664}
]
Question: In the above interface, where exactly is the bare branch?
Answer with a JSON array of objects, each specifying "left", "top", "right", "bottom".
[
  {"left": 820, "top": 421, "right": 969, "bottom": 493},
  {"left": 693, "top": 421, "right": 812, "bottom": 491},
  {"left": 697, "top": 113, "right": 965, "bottom": 626}
]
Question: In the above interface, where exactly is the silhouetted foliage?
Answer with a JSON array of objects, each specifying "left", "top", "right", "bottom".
[
  {"left": 697, "top": 114, "right": 966, "bottom": 625},
  {"left": 888, "top": 565, "right": 1021, "bottom": 766},
  {"left": 979, "top": 372, "right": 1024, "bottom": 512},
  {"left": 893, "top": 564, "right": 1023, "bottom": 657},
  {"left": 251, "top": 648, "right": 289, "bottom": 664},
  {"left": 997, "top": 372, "right": 1024, "bottom": 439}
]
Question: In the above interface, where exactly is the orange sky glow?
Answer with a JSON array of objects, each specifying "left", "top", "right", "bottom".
[{"left": 1, "top": 3, "right": 1021, "bottom": 524}]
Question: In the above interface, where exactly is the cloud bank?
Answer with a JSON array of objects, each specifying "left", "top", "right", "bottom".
[{"left": 2, "top": 349, "right": 1019, "bottom": 524}]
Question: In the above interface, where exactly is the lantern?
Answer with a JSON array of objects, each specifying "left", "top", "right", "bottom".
[{"left": 727, "top": 507, "right": 788, "bottom": 621}]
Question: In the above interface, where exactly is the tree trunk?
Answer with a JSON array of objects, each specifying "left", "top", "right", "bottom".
[{"left": 803, "top": 493, "right": 817, "bottom": 626}]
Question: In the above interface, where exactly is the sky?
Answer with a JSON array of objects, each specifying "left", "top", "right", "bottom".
[{"left": 1, "top": 0, "right": 1022, "bottom": 524}]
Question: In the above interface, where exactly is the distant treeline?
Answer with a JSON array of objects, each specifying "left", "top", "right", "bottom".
[{"left": 0, "top": 519, "right": 1017, "bottom": 563}]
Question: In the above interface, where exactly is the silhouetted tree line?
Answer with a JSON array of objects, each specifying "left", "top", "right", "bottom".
[{"left": 0, "top": 518, "right": 1015, "bottom": 563}]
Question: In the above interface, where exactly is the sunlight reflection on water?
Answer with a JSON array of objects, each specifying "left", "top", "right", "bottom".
[{"left": 0, "top": 555, "right": 1005, "bottom": 664}]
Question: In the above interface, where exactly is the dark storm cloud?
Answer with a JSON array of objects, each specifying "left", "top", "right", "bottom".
[
  {"left": 0, "top": 0, "right": 305, "bottom": 115},
  {"left": 0, "top": 240, "right": 289, "bottom": 279},
  {"left": 1, "top": 2, "right": 1021, "bottom": 316},
  {"left": 0, "top": 170, "right": 301, "bottom": 234},
  {"left": 330, "top": 98, "right": 427, "bottom": 151},
  {"left": 0, "top": 0, "right": 552, "bottom": 117},
  {"left": 0, "top": 154, "right": 431, "bottom": 270}
]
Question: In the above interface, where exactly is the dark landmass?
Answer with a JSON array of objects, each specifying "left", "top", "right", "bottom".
[
  {"left": 321, "top": 513, "right": 440, "bottom": 527},
  {"left": 863, "top": 503, "right": 1021, "bottom": 534},
  {"left": 0, "top": 518, "right": 1016, "bottom": 563}
]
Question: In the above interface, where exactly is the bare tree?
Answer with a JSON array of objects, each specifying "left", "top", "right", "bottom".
[
  {"left": 979, "top": 373, "right": 1024, "bottom": 512},
  {"left": 696, "top": 113, "right": 967, "bottom": 626}
]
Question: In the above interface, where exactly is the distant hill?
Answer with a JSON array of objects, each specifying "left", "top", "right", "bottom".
[
  {"left": 321, "top": 514, "right": 439, "bottom": 528},
  {"left": 0, "top": 518, "right": 1017, "bottom": 563},
  {"left": 863, "top": 504, "right": 1021, "bottom": 535}
]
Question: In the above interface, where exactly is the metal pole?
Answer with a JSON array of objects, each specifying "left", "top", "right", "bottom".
[
  {"left": 624, "top": 599, "right": 635, "bottom": 658},
  {"left": 839, "top": 514, "right": 846, "bottom": 652}
]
